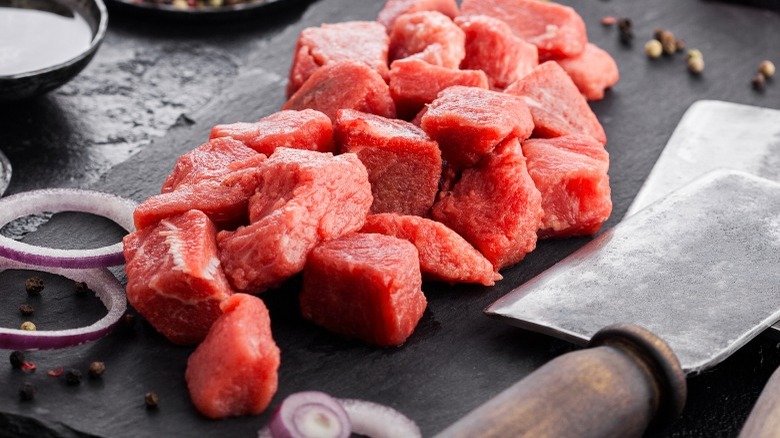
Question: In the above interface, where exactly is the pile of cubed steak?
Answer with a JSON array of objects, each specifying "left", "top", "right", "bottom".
[{"left": 123, "top": 0, "right": 618, "bottom": 419}]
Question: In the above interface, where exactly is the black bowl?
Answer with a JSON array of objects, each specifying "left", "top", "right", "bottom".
[{"left": 0, "top": 0, "right": 108, "bottom": 101}]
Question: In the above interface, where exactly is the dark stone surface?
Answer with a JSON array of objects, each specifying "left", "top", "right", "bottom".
[{"left": 0, "top": 0, "right": 779, "bottom": 437}]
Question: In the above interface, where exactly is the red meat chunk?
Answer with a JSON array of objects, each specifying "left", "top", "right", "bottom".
[
  {"left": 420, "top": 85, "right": 533, "bottom": 170},
  {"left": 389, "top": 11, "right": 465, "bottom": 69},
  {"left": 283, "top": 61, "right": 396, "bottom": 121},
  {"left": 389, "top": 58, "right": 489, "bottom": 119},
  {"left": 217, "top": 148, "right": 372, "bottom": 293},
  {"left": 377, "top": 0, "right": 460, "bottom": 31},
  {"left": 286, "top": 21, "right": 389, "bottom": 97},
  {"left": 455, "top": 15, "right": 539, "bottom": 90},
  {"left": 133, "top": 155, "right": 266, "bottom": 230},
  {"left": 431, "top": 137, "right": 543, "bottom": 270},
  {"left": 300, "top": 233, "right": 426, "bottom": 346},
  {"left": 335, "top": 109, "right": 442, "bottom": 216},
  {"left": 523, "top": 135, "right": 612, "bottom": 238},
  {"left": 161, "top": 138, "right": 260, "bottom": 193},
  {"left": 549, "top": 43, "right": 619, "bottom": 101},
  {"left": 461, "top": 0, "right": 587, "bottom": 58},
  {"left": 186, "top": 294, "right": 280, "bottom": 419},
  {"left": 210, "top": 110, "right": 334, "bottom": 155},
  {"left": 123, "top": 210, "right": 234, "bottom": 345},
  {"left": 362, "top": 213, "right": 501, "bottom": 286},
  {"left": 505, "top": 61, "right": 606, "bottom": 144}
]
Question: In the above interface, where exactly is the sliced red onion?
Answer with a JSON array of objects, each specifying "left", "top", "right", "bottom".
[
  {"left": 338, "top": 398, "right": 421, "bottom": 438},
  {"left": 268, "top": 391, "right": 351, "bottom": 438},
  {"left": 0, "top": 188, "right": 136, "bottom": 268},
  {"left": 0, "top": 256, "right": 126, "bottom": 350}
]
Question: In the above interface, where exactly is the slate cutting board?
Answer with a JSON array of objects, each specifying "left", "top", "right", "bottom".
[{"left": 0, "top": 0, "right": 779, "bottom": 437}]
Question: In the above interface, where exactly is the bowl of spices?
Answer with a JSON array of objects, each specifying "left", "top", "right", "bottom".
[{"left": 0, "top": 0, "right": 108, "bottom": 101}]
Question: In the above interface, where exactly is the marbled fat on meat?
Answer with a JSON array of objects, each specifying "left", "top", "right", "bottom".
[
  {"left": 123, "top": 210, "right": 234, "bottom": 345},
  {"left": 217, "top": 148, "right": 372, "bottom": 293},
  {"left": 377, "top": 0, "right": 460, "bottom": 31},
  {"left": 362, "top": 213, "right": 501, "bottom": 286},
  {"left": 210, "top": 109, "right": 335, "bottom": 155},
  {"left": 161, "top": 137, "right": 259, "bottom": 193},
  {"left": 186, "top": 294, "right": 280, "bottom": 419},
  {"left": 300, "top": 233, "right": 426, "bottom": 347},
  {"left": 335, "top": 109, "right": 442, "bottom": 216}
]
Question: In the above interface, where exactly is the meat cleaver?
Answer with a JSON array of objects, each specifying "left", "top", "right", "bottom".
[
  {"left": 437, "top": 170, "right": 780, "bottom": 437},
  {"left": 626, "top": 100, "right": 780, "bottom": 335}
]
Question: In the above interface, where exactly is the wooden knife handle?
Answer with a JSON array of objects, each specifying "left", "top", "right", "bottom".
[
  {"left": 739, "top": 365, "right": 780, "bottom": 437},
  {"left": 435, "top": 324, "right": 687, "bottom": 438}
]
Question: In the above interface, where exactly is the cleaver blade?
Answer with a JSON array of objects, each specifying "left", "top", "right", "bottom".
[
  {"left": 486, "top": 170, "right": 780, "bottom": 375},
  {"left": 626, "top": 100, "right": 780, "bottom": 336}
]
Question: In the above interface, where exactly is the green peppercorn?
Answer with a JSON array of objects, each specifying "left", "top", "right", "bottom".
[
  {"left": 25, "top": 277, "right": 44, "bottom": 296},
  {"left": 88, "top": 361, "right": 106, "bottom": 378},
  {"left": 19, "top": 382, "right": 37, "bottom": 401},
  {"left": 688, "top": 56, "right": 705, "bottom": 74},
  {"left": 645, "top": 40, "right": 663, "bottom": 59},
  {"left": 759, "top": 60, "right": 775, "bottom": 78},
  {"left": 145, "top": 391, "right": 160, "bottom": 409},
  {"left": 20, "top": 321, "right": 36, "bottom": 331},
  {"left": 65, "top": 369, "right": 82, "bottom": 385},
  {"left": 10, "top": 351, "right": 25, "bottom": 369}
]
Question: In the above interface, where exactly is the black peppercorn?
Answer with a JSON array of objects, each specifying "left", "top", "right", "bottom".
[
  {"left": 120, "top": 313, "right": 136, "bottom": 330},
  {"left": 25, "top": 277, "right": 44, "bottom": 295},
  {"left": 145, "top": 391, "right": 160, "bottom": 409},
  {"left": 19, "top": 382, "right": 37, "bottom": 401},
  {"left": 88, "top": 361, "right": 105, "bottom": 378},
  {"left": 74, "top": 281, "right": 91, "bottom": 295},
  {"left": 10, "top": 351, "right": 25, "bottom": 369},
  {"left": 65, "top": 369, "right": 82, "bottom": 385},
  {"left": 19, "top": 304, "right": 34, "bottom": 316}
]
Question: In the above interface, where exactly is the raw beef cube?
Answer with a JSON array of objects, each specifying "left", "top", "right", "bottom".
[
  {"left": 133, "top": 155, "right": 266, "bottom": 230},
  {"left": 210, "top": 110, "right": 334, "bottom": 155},
  {"left": 523, "top": 135, "right": 612, "bottom": 238},
  {"left": 550, "top": 43, "right": 619, "bottom": 101},
  {"left": 431, "top": 137, "right": 543, "bottom": 270},
  {"left": 362, "top": 213, "right": 502, "bottom": 286},
  {"left": 389, "top": 11, "right": 465, "bottom": 69},
  {"left": 377, "top": 0, "right": 459, "bottom": 31},
  {"left": 461, "top": 0, "right": 587, "bottom": 58},
  {"left": 286, "top": 21, "right": 389, "bottom": 97},
  {"left": 161, "top": 138, "right": 260, "bottom": 193},
  {"left": 123, "top": 210, "right": 234, "bottom": 345},
  {"left": 218, "top": 148, "right": 372, "bottom": 293},
  {"left": 283, "top": 61, "right": 396, "bottom": 121},
  {"left": 411, "top": 106, "right": 427, "bottom": 127},
  {"left": 300, "top": 233, "right": 426, "bottom": 346},
  {"left": 505, "top": 61, "right": 606, "bottom": 144},
  {"left": 455, "top": 15, "right": 539, "bottom": 90},
  {"left": 186, "top": 294, "right": 280, "bottom": 419},
  {"left": 389, "top": 58, "right": 489, "bottom": 119},
  {"left": 420, "top": 85, "right": 533, "bottom": 170},
  {"left": 335, "top": 109, "right": 441, "bottom": 216}
]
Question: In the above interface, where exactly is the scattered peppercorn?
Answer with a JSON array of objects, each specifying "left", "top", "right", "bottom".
[
  {"left": 74, "top": 281, "right": 91, "bottom": 295},
  {"left": 687, "top": 49, "right": 703, "bottom": 61},
  {"left": 20, "top": 321, "right": 36, "bottom": 331},
  {"left": 88, "top": 361, "right": 106, "bottom": 378},
  {"left": 618, "top": 18, "right": 634, "bottom": 45},
  {"left": 18, "top": 382, "right": 37, "bottom": 401},
  {"left": 120, "top": 312, "right": 136, "bottom": 331},
  {"left": 759, "top": 60, "right": 775, "bottom": 78},
  {"left": 10, "top": 351, "right": 25, "bottom": 369},
  {"left": 145, "top": 391, "right": 160, "bottom": 409},
  {"left": 601, "top": 16, "right": 617, "bottom": 26},
  {"left": 688, "top": 56, "right": 705, "bottom": 74},
  {"left": 675, "top": 39, "right": 686, "bottom": 51},
  {"left": 19, "top": 304, "right": 34, "bottom": 316},
  {"left": 645, "top": 40, "right": 663, "bottom": 59},
  {"left": 752, "top": 73, "right": 766, "bottom": 91},
  {"left": 65, "top": 369, "right": 82, "bottom": 385},
  {"left": 660, "top": 30, "right": 677, "bottom": 55},
  {"left": 25, "top": 277, "right": 44, "bottom": 296}
]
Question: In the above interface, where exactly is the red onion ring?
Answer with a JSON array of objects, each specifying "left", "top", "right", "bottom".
[
  {"left": 0, "top": 256, "right": 126, "bottom": 350},
  {"left": 0, "top": 189, "right": 136, "bottom": 268},
  {"left": 267, "top": 391, "right": 350, "bottom": 438},
  {"left": 339, "top": 398, "right": 421, "bottom": 438}
]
